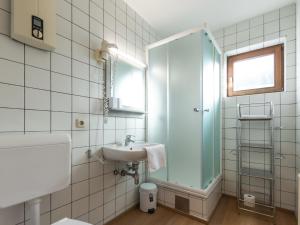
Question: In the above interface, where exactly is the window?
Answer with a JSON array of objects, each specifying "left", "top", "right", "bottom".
[{"left": 227, "top": 44, "right": 284, "bottom": 97}]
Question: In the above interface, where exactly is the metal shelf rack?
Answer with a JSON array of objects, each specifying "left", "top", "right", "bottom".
[{"left": 236, "top": 102, "right": 275, "bottom": 220}]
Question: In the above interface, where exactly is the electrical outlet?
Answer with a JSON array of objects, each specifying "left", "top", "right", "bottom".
[{"left": 75, "top": 119, "right": 85, "bottom": 128}]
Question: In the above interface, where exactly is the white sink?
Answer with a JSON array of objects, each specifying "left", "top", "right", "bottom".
[{"left": 102, "top": 143, "right": 157, "bottom": 162}]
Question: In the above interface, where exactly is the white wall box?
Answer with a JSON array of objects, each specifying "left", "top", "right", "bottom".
[{"left": 11, "top": 0, "right": 56, "bottom": 51}]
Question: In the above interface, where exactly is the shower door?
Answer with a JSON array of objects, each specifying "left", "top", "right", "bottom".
[
  {"left": 148, "top": 32, "right": 203, "bottom": 188},
  {"left": 167, "top": 33, "right": 202, "bottom": 188}
]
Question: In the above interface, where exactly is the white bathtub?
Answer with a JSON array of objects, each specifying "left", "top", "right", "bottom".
[{"left": 148, "top": 174, "right": 222, "bottom": 221}]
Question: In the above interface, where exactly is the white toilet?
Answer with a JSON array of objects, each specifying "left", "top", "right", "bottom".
[{"left": 0, "top": 134, "right": 92, "bottom": 225}]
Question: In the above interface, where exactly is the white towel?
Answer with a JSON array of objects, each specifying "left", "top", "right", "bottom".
[{"left": 145, "top": 144, "right": 166, "bottom": 172}]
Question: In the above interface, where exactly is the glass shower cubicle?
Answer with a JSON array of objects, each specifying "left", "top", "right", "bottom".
[{"left": 147, "top": 29, "right": 221, "bottom": 190}]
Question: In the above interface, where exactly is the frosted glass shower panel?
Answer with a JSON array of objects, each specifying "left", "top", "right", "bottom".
[
  {"left": 213, "top": 49, "right": 221, "bottom": 177},
  {"left": 168, "top": 33, "right": 202, "bottom": 188},
  {"left": 201, "top": 32, "right": 215, "bottom": 189},
  {"left": 147, "top": 44, "right": 169, "bottom": 181}
]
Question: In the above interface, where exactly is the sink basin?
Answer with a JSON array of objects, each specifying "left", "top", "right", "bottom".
[{"left": 102, "top": 143, "right": 157, "bottom": 162}]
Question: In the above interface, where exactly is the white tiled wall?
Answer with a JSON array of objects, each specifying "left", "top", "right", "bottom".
[
  {"left": 0, "top": 0, "right": 157, "bottom": 224},
  {"left": 213, "top": 4, "right": 297, "bottom": 211}
]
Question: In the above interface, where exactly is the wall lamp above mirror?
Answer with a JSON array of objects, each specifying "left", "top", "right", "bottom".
[
  {"left": 94, "top": 40, "right": 118, "bottom": 61},
  {"left": 94, "top": 40, "right": 146, "bottom": 69}
]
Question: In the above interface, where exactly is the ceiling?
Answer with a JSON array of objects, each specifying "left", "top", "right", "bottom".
[{"left": 126, "top": 0, "right": 295, "bottom": 38}]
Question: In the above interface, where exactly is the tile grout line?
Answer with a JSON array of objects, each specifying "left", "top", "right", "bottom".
[
  {"left": 70, "top": 0, "right": 74, "bottom": 219},
  {"left": 88, "top": 0, "right": 91, "bottom": 222},
  {"left": 23, "top": 39, "right": 26, "bottom": 225},
  {"left": 102, "top": 0, "right": 105, "bottom": 222}
]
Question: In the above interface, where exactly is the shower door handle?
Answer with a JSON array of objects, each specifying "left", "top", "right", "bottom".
[{"left": 193, "top": 108, "right": 209, "bottom": 112}]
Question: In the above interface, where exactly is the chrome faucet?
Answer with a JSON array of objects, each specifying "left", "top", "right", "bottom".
[{"left": 125, "top": 135, "right": 135, "bottom": 146}]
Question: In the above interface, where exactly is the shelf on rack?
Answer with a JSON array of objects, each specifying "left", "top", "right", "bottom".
[
  {"left": 241, "top": 190, "right": 271, "bottom": 200},
  {"left": 239, "top": 143, "right": 273, "bottom": 149},
  {"left": 240, "top": 150, "right": 272, "bottom": 154},
  {"left": 238, "top": 199, "right": 275, "bottom": 218},
  {"left": 240, "top": 167, "right": 273, "bottom": 180},
  {"left": 238, "top": 115, "right": 272, "bottom": 121}
]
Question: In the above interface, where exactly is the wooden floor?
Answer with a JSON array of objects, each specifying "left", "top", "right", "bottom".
[{"left": 107, "top": 196, "right": 297, "bottom": 225}]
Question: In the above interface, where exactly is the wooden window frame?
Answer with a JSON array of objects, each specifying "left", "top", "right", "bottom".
[{"left": 227, "top": 44, "right": 284, "bottom": 97}]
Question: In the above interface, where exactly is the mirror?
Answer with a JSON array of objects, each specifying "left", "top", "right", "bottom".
[{"left": 106, "top": 57, "right": 146, "bottom": 113}]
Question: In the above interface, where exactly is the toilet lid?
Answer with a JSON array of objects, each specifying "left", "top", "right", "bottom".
[{"left": 52, "top": 218, "right": 92, "bottom": 225}]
